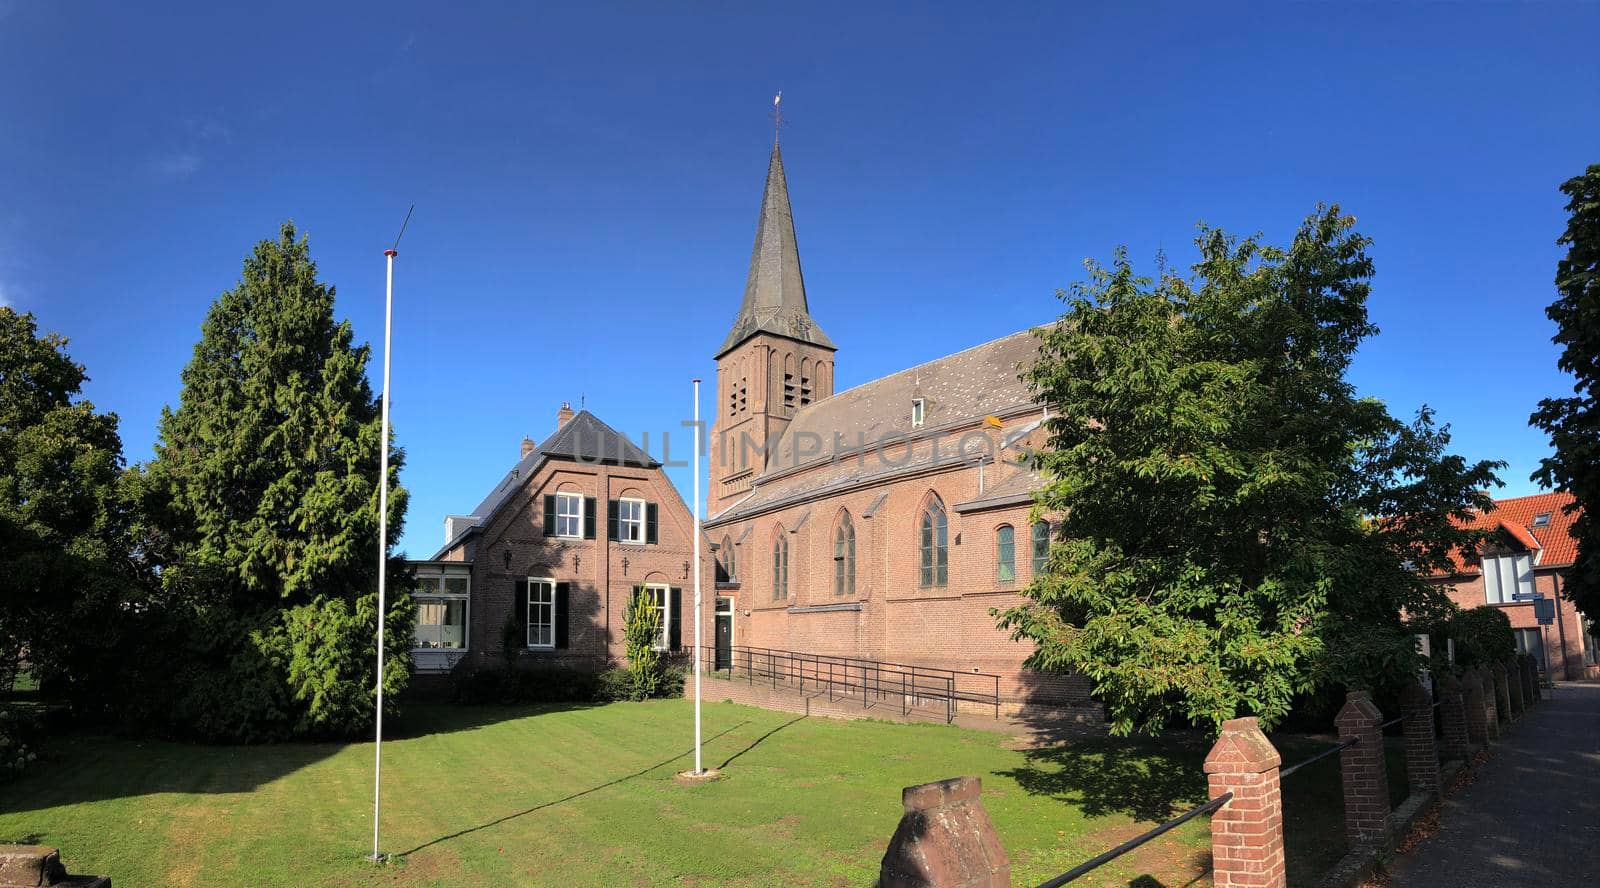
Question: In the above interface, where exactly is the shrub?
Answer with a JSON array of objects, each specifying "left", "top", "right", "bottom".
[
  {"left": 513, "top": 666, "right": 604, "bottom": 703},
  {"left": 1447, "top": 607, "right": 1516, "bottom": 669},
  {"left": 622, "top": 593, "right": 663, "bottom": 700},
  {"left": 597, "top": 667, "right": 636, "bottom": 702}
]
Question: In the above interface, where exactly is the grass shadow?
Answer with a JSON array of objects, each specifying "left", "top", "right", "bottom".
[
  {"left": 717, "top": 714, "right": 805, "bottom": 769},
  {"left": 394, "top": 719, "right": 751, "bottom": 859},
  {"left": 994, "top": 733, "right": 1211, "bottom": 822}
]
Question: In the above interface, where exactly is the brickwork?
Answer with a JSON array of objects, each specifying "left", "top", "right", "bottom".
[
  {"left": 705, "top": 422, "right": 1091, "bottom": 710},
  {"left": 1435, "top": 673, "right": 1470, "bottom": 762},
  {"left": 1203, "top": 717, "right": 1285, "bottom": 888},
  {"left": 1399, "top": 681, "right": 1440, "bottom": 797},
  {"left": 1490, "top": 663, "right": 1512, "bottom": 723},
  {"left": 1434, "top": 564, "right": 1595, "bottom": 680},
  {"left": 1476, "top": 666, "right": 1500, "bottom": 740},
  {"left": 1460, "top": 670, "right": 1489, "bottom": 747},
  {"left": 1503, "top": 657, "right": 1524, "bottom": 716},
  {"left": 418, "top": 418, "right": 717, "bottom": 681},
  {"left": 1335, "top": 691, "right": 1391, "bottom": 845},
  {"left": 1522, "top": 655, "right": 1541, "bottom": 702}
]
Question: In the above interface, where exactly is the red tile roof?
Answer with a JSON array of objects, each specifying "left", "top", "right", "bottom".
[{"left": 1440, "top": 491, "right": 1581, "bottom": 575}]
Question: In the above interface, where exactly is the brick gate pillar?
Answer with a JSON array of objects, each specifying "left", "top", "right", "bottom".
[
  {"left": 1335, "top": 691, "right": 1391, "bottom": 846},
  {"left": 1490, "top": 663, "right": 1512, "bottom": 726},
  {"left": 1435, "top": 673, "right": 1470, "bottom": 763},
  {"left": 1203, "top": 716, "right": 1285, "bottom": 888},
  {"left": 1399, "top": 680, "right": 1440, "bottom": 797},
  {"left": 1476, "top": 666, "right": 1500, "bottom": 740},
  {"left": 1504, "top": 657, "right": 1524, "bottom": 716},
  {"left": 1461, "top": 670, "right": 1489, "bottom": 748}
]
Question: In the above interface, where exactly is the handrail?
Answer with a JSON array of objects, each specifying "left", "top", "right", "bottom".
[
  {"left": 1035, "top": 792, "right": 1233, "bottom": 887},
  {"left": 696, "top": 644, "right": 1002, "bottom": 722},
  {"left": 1279, "top": 736, "right": 1360, "bottom": 780}
]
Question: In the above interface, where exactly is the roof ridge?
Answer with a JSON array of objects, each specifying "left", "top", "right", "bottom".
[{"left": 1482, "top": 490, "right": 1571, "bottom": 505}]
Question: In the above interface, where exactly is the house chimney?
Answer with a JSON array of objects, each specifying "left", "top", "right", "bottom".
[
  {"left": 557, "top": 401, "right": 575, "bottom": 430},
  {"left": 520, "top": 436, "right": 536, "bottom": 459}
]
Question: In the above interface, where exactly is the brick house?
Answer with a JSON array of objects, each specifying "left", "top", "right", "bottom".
[
  {"left": 1426, "top": 491, "right": 1599, "bottom": 680},
  {"left": 702, "top": 140, "right": 1092, "bottom": 713},
  {"left": 408, "top": 403, "right": 715, "bottom": 682}
]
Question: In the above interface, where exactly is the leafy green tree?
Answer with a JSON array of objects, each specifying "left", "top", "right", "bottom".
[
  {"left": 1531, "top": 164, "right": 1600, "bottom": 620},
  {"left": 1002, "top": 207, "right": 1502, "bottom": 735},
  {"left": 622, "top": 590, "right": 663, "bottom": 700},
  {"left": 137, "top": 222, "right": 412, "bottom": 739},
  {"left": 0, "top": 308, "right": 131, "bottom": 703}
]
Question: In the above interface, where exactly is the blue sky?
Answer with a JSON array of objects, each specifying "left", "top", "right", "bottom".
[{"left": 3, "top": 2, "right": 1597, "bottom": 558}]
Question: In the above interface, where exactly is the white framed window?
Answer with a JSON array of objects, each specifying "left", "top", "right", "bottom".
[
  {"left": 413, "top": 567, "right": 470, "bottom": 650},
  {"left": 617, "top": 497, "right": 646, "bottom": 543},
  {"left": 644, "top": 583, "right": 672, "bottom": 651},
  {"left": 911, "top": 398, "right": 925, "bottom": 428},
  {"left": 1482, "top": 553, "right": 1534, "bottom": 604},
  {"left": 527, "top": 578, "right": 556, "bottom": 649},
  {"left": 555, "top": 492, "right": 584, "bottom": 539}
]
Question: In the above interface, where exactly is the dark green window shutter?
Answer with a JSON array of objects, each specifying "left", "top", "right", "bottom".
[
  {"left": 646, "top": 503, "right": 659, "bottom": 544},
  {"left": 668, "top": 587, "right": 682, "bottom": 651},
  {"left": 555, "top": 582, "right": 570, "bottom": 649},
  {"left": 543, "top": 495, "right": 557, "bottom": 535},
  {"left": 583, "top": 497, "right": 597, "bottom": 539},
  {"left": 607, "top": 500, "right": 620, "bottom": 541},
  {"left": 512, "top": 578, "right": 529, "bottom": 646}
]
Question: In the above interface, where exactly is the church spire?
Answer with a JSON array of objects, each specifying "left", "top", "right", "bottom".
[{"left": 716, "top": 136, "right": 834, "bottom": 358}]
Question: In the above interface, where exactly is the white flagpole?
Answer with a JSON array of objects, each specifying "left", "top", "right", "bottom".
[
  {"left": 370, "top": 246, "right": 397, "bottom": 862},
  {"left": 692, "top": 378, "right": 703, "bottom": 775}
]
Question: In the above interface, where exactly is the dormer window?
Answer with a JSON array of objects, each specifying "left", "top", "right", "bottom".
[
  {"left": 911, "top": 398, "right": 925, "bottom": 429},
  {"left": 1532, "top": 512, "right": 1552, "bottom": 528}
]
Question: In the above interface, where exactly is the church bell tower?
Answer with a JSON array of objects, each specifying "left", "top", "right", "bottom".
[{"left": 708, "top": 134, "right": 835, "bottom": 517}]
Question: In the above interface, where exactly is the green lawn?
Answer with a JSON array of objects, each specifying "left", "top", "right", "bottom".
[{"left": 0, "top": 700, "right": 1388, "bottom": 887}]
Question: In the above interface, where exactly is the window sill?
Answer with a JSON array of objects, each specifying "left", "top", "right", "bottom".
[{"left": 788, "top": 602, "right": 863, "bottom": 614}]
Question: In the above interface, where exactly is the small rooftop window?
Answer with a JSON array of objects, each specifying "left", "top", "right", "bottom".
[
  {"left": 1532, "top": 512, "right": 1552, "bottom": 527},
  {"left": 911, "top": 398, "right": 925, "bottom": 429}
]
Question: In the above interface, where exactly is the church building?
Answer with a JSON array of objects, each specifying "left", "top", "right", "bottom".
[{"left": 704, "top": 140, "right": 1093, "bottom": 715}]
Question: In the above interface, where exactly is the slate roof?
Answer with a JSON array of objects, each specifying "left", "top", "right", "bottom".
[
  {"left": 432, "top": 410, "right": 657, "bottom": 558},
  {"left": 766, "top": 329, "right": 1041, "bottom": 471},
  {"left": 1435, "top": 491, "right": 1582, "bottom": 575},
  {"left": 953, "top": 461, "right": 1045, "bottom": 512},
  {"left": 716, "top": 142, "right": 834, "bottom": 358},
  {"left": 707, "top": 330, "right": 1046, "bottom": 525}
]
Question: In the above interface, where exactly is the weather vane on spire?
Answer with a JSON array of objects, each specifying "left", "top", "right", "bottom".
[{"left": 771, "top": 91, "right": 783, "bottom": 144}]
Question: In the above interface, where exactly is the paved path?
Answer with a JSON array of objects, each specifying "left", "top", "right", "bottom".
[{"left": 1387, "top": 681, "right": 1600, "bottom": 888}]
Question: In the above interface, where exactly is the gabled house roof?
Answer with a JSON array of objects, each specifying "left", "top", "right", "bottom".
[
  {"left": 1437, "top": 490, "right": 1581, "bottom": 575},
  {"left": 431, "top": 410, "right": 658, "bottom": 559}
]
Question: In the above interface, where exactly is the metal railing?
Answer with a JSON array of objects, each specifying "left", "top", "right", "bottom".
[
  {"left": 1034, "top": 702, "right": 1439, "bottom": 886},
  {"left": 694, "top": 644, "right": 1001, "bottom": 723},
  {"left": 1035, "top": 791, "right": 1232, "bottom": 888}
]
